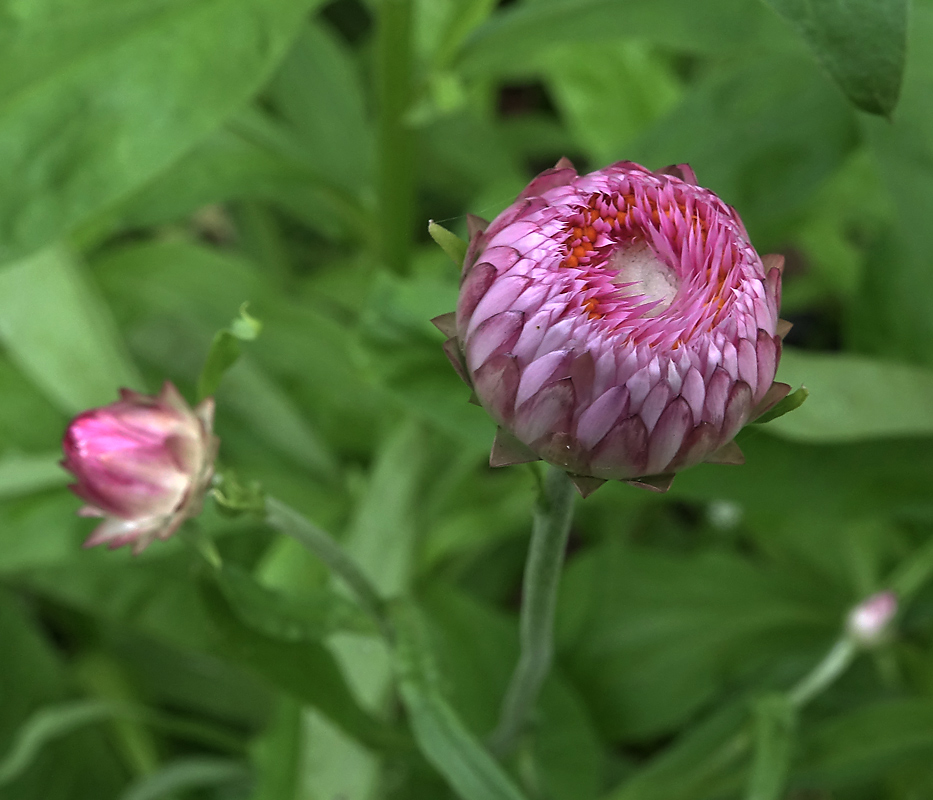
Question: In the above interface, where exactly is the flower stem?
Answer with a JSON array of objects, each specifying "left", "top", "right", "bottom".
[
  {"left": 489, "top": 466, "right": 576, "bottom": 756},
  {"left": 786, "top": 637, "right": 857, "bottom": 709},
  {"left": 376, "top": 0, "right": 414, "bottom": 274},
  {"left": 265, "top": 497, "right": 393, "bottom": 642}
]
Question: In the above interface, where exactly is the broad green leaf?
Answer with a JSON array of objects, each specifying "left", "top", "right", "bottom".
[
  {"left": 605, "top": 703, "right": 750, "bottom": 800},
  {"left": 856, "top": 5, "right": 933, "bottom": 366},
  {"left": 249, "top": 698, "right": 302, "bottom": 800},
  {"left": 0, "top": 700, "right": 111, "bottom": 786},
  {"left": 421, "top": 586, "right": 604, "bottom": 800},
  {"left": 762, "top": 0, "right": 907, "bottom": 116},
  {"left": 557, "top": 539, "right": 838, "bottom": 740},
  {"left": 0, "top": 245, "right": 141, "bottom": 413},
  {"left": 0, "top": 587, "right": 125, "bottom": 798},
  {"left": 0, "top": 0, "right": 319, "bottom": 260},
  {"left": 198, "top": 574, "right": 399, "bottom": 752},
  {"left": 456, "top": 0, "right": 797, "bottom": 76},
  {"left": 390, "top": 599, "right": 529, "bottom": 800},
  {"left": 119, "top": 758, "right": 249, "bottom": 800},
  {"left": 0, "top": 452, "right": 67, "bottom": 500},
  {"left": 769, "top": 349, "right": 933, "bottom": 442},
  {"left": 216, "top": 563, "right": 374, "bottom": 642},
  {"left": 746, "top": 695, "right": 796, "bottom": 800},
  {"left": 267, "top": 20, "right": 374, "bottom": 194},
  {"left": 629, "top": 54, "right": 858, "bottom": 243},
  {"left": 798, "top": 699, "right": 933, "bottom": 786}
]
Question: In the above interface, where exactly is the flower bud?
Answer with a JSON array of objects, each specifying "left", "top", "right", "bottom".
[
  {"left": 434, "top": 160, "right": 791, "bottom": 495},
  {"left": 846, "top": 591, "right": 897, "bottom": 647},
  {"left": 62, "top": 382, "right": 218, "bottom": 553}
]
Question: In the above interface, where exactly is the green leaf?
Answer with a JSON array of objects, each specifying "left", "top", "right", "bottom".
[
  {"left": 456, "top": 0, "right": 796, "bottom": 76},
  {"left": 197, "top": 574, "right": 399, "bottom": 752},
  {"left": 762, "top": 0, "right": 907, "bottom": 117},
  {"left": 118, "top": 757, "right": 249, "bottom": 800},
  {"left": 390, "top": 599, "right": 529, "bottom": 800},
  {"left": 606, "top": 703, "right": 750, "bottom": 800},
  {"left": 197, "top": 303, "right": 262, "bottom": 401},
  {"left": 0, "top": 245, "right": 142, "bottom": 413},
  {"left": 557, "top": 539, "right": 836, "bottom": 740},
  {"left": 768, "top": 349, "right": 933, "bottom": 442},
  {"left": 798, "top": 699, "right": 933, "bottom": 787},
  {"left": 746, "top": 695, "right": 797, "bottom": 800},
  {"left": 428, "top": 220, "right": 468, "bottom": 267},
  {"left": 0, "top": 452, "right": 67, "bottom": 500},
  {"left": 0, "top": 700, "right": 111, "bottom": 786},
  {"left": 215, "top": 563, "right": 375, "bottom": 641},
  {"left": 267, "top": 20, "right": 374, "bottom": 194},
  {"left": 0, "top": 0, "right": 320, "bottom": 260}
]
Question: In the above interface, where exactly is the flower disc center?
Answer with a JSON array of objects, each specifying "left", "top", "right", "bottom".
[{"left": 608, "top": 242, "right": 680, "bottom": 317}]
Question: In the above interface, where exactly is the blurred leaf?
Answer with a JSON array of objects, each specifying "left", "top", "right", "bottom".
[
  {"left": 216, "top": 562, "right": 374, "bottom": 641},
  {"left": 856, "top": 5, "right": 933, "bottom": 366},
  {"left": 268, "top": 20, "right": 374, "bottom": 194},
  {"left": 198, "top": 574, "right": 397, "bottom": 752},
  {"left": 557, "top": 539, "right": 837, "bottom": 740},
  {"left": 0, "top": 700, "right": 110, "bottom": 786},
  {"left": 0, "top": 245, "right": 142, "bottom": 413},
  {"left": 421, "top": 586, "right": 604, "bottom": 800},
  {"left": 119, "top": 757, "right": 250, "bottom": 800},
  {"left": 769, "top": 349, "right": 933, "bottom": 442},
  {"left": 390, "top": 599, "right": 529, "bottom": 800},
  {"left": 629, "top": 54, "right": 858, "bottom": 243},
  {"left": 606, "top": 703, "right": 749, "bottom": 800},
  {"left": 544, "top": 39, "right": 682, "bottom": 163},
  {"left": 197, "top": 303, "right": 262, "bottom": 401},
  {"left": 249, "top": 698, "right": 302, "bottom": 800},
  {"left": 0, "top": 453, "right": 67, "bottom": 500},
  {"left": 0, "top": 587, "right": 125, "bottom": 798},
  {"left": 456, "top": 0, "right": 797, "bottom": 76},
  {"left": 746, "top": 694, "right": 796, "bottom": 800},
  {"left": 763, "top": 0, "right": 907, "bottom": 116},
  {"left": 798, "top": 698, "right": 933, "bottom": 787},
  {"left": 0, "top": 0, "right": 320, "bottom": 259}
]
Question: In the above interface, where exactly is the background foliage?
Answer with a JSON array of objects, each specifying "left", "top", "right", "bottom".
[{"left": 0, "top": 0, "right": 931, "bottom": 798}]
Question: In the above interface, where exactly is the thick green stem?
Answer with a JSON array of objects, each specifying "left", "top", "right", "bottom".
[
  {"left": 376, "top": 0, "right": 414, "bottom": 274},
  {"left": 787, "top": 638, "right": 857, "bottom": 709},
  {"left": 489, "top": 467, "right": 576, "bottom": 756},
  {"left": 265, "top": 497, "right": 393, "bottom": 642}
]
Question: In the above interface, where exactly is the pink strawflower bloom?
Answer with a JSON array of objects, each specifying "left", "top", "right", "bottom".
[
  {"left": 62, "top": 382, "right": 218, "bottom": 553},
  {"left": 434, "top": 160, "right": 791, "bottom": 495}
]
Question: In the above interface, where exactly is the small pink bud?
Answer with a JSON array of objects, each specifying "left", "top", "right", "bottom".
[
  {"left": 62, "top": 382, "right": 219, "bottom": 553},
  {"left": 435, "top": 160, "right": 789, "bottom": 495},
  {"left": 846, "top": 591, "right": 898, "bottom": 646}
]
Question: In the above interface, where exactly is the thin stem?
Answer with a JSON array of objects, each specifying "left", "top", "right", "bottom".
[
  {"left": 265, "top": 497, "right": 393, "bottom": 642},
  {"left": 376, "top": 0, "right": 414, "bottom": 274},
  {"left": 488, "top": 467, "right": 576, "bottom": 756},
  {"left": 787, "top": 637, "right": 857, "bottom": 709}
]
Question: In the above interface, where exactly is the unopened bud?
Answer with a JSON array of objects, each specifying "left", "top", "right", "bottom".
[{"left": 846, "top": 591, "right": 897, "bottom": 646}]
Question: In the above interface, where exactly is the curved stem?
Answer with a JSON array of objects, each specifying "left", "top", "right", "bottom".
[
  {"left": 265, "top": 497, "right": 393, "bottom": 642},
  {"left": 489, "top": 467, "right": 576, "bottom": 756}
]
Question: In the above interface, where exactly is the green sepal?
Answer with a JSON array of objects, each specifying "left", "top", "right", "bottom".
[
  {"left": 428, "top": 220, "right": 468, "bottom": 266},
  {"left": 211, "top": 468, "right": 266, "bottom": 517},
  {"left": 754, "top": 386, "right": 809, "bottom": 425},
  {"left": 197, "top": 303, "right": 262, "bottom": 401}
]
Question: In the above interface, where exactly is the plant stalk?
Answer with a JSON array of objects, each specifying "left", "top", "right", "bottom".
[
  {"left": 265, "top": 497, "right": 393, "bottom": 642},
  {"left": 489, "top": 466, "right": 576, "bottom": 756},
  {"left": 376, "top": 0, "right": 415, "bottom": 274}
]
